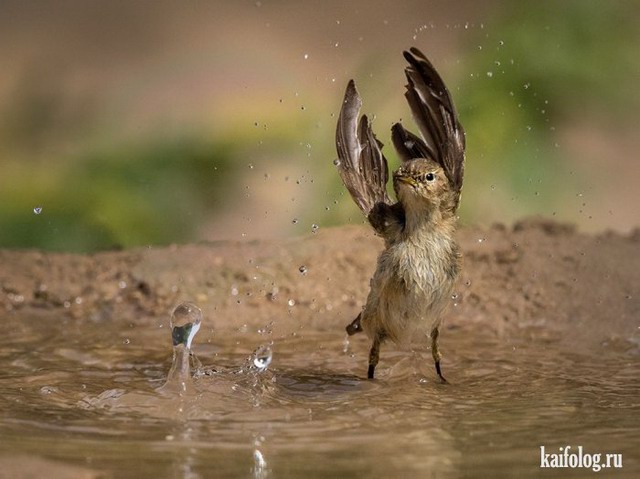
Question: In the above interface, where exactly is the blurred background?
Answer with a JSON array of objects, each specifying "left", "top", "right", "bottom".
[{"left": 1, "top": 0, "right": 638, "bottom": 252}]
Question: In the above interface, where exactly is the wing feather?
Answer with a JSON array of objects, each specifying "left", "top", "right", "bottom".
[
  {"left": 391, "top": 122, "right": 435, "bottom": 163},
  {"left": 335, "top": 80, "right": 391, "bottom": 215},
  {"left": 402, "top": 47, "right": 466, "bottom": 204}
]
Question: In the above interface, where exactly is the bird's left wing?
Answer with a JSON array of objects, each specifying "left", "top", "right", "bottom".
[{"left": 397, "top": 47, "right": 466, "bottom": 209}]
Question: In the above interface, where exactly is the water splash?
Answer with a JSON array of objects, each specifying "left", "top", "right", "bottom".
[
  {"left": 252, "top": 344, "right": 273, "bottom": 372},
  {"left": 253, "top": 448, "right": 268, "bottom": 478},
  {"left": 158, "top": 302, "right": 203, "bottom": 396},
  {"left": 170, "top": 302, "right": 202, "bottom": 349}
]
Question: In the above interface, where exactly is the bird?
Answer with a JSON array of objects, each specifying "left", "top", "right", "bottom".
[{"left": 334, "top": 47, "right": 465, "bottom": 381}]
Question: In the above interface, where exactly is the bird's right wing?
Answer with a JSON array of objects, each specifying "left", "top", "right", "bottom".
[{"left": 335, "top": 80, "right": 391, "bottom": 216}]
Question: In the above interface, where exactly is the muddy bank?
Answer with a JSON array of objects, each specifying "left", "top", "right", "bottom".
[{"left": 1, "top": 218, "right": 638, "bottom": 356}]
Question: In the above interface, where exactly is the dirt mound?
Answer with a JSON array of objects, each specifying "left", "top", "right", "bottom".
[{"left": 1, "top": 218, "right": 638, "bottom": 356}]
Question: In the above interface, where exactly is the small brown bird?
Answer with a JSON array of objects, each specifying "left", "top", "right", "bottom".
[{"left": 335, "top": 47, "right": 465, "bottom": 381}]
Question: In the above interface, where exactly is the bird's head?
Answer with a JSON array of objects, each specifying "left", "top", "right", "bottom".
[{"left": 393, "top": 158, "right": 455, "bottom": 215}]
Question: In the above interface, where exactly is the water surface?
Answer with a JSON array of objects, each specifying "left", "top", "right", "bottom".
[{"left": 0, "top": 310, "right": 638, "bottom": 478}]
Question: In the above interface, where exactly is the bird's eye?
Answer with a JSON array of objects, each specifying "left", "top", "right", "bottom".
[{"left": 425, "top": 173, "right": 435, "bottom": 181}]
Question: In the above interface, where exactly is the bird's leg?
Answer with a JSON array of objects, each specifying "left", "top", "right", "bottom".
[
  {"left": 431, "top": 327, "right": 447, "bottom": 383},
  {"left": 368, "top": 332, "right": 384, "bottom": 379}
]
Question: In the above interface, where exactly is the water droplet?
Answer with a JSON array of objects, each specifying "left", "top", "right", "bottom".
[
  {"left": 123, "top": 338, "right": 131, "bottom": 345},
  {"left": 288, "top": 299, "right": 296, "bottom": 307},
  {"left": 303, "top": 53, "right": 309, "bottom": 60},
  {"left": 490, "top": 185, "right": 496, "bottom": 190},
  {"left": 33, "top": 206, "right": 42, "bottom": 215},
  {"left": 338, "top": 331, "right": 349, "bottom": 352},
  {"left": 486, "top": 71, "right": 493, "bottom": 78},
  {"left": 170, "top": 302, "right": 203, "bottom": 349},
  {"left": 311, "top": 224, "right": 319, "bottom": 233},
  {"left": 477, "top": 237, "right": 486, "bottom": 243},
  {"left": 257, "top": 321, "right": 273, "bottom": 335},
  {"left": 298, "top": 265, "right": 308, "bottom": 275},
  {"left": 523, "top": 82, "right": 531, "bottom": 90},
  {"left": 231, "top": 287, "right": 239, "bottom": 296},
  {"left": 333, "top": 158, "right": 341, "bottom": 166},
  {"left": 253, "top": 344, "right": 273, "bottom": 371},
  {"left": 499, "top": 40, "right": 504, "bottom": 46},
  {"left": 292, "top": 218, "right": 299, "bottom": 224}
]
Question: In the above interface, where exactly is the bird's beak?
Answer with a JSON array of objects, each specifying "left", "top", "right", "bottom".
[{"left": 395, "top": 174, "right": 417, "bottom": 187}]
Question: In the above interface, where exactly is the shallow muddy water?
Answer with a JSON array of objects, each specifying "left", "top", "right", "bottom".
[{"left": 1, "top": 306, "right": 638, "bottom": 479}]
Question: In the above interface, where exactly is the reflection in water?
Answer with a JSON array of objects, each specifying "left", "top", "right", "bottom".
[{"left": 0, "top": 310, "right": 638, "bottom": 478}]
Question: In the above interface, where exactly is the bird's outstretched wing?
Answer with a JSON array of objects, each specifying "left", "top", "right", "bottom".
[
  {"left": 393, "top": 47, "right": 466, "bottom": 208},
  {"left": 335, "top": 80, "right": 391, "bottom": 216}
]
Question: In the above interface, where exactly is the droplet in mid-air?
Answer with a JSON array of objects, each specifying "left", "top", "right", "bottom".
[
  {"left": 170, "top": 302, "right": 202, "bottom": 349},
  {"left": 333, "top": 159, "right": 341, "bottom": 166},
  {"left": 33, "top": 207, "right": 42, "bottom": 215},
  {"left": 311, "top": 224, "right": 319, "bottom": 233},
  {"left": 253, "top": 344, "right": 273, "bottom": 371},
  {"left": 298, "top": 265, "right": 308, "bottom": 275}
]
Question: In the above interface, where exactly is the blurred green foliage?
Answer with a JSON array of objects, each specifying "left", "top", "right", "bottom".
[
  {"left": 0, "top": 1, "right": 637, "bottom": 252},
  {"left": 0, "top": 137, "right": 237, "bottom": 252},
  {"left": 457, "top": 0, "right": 639, "bottom": 223}
]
